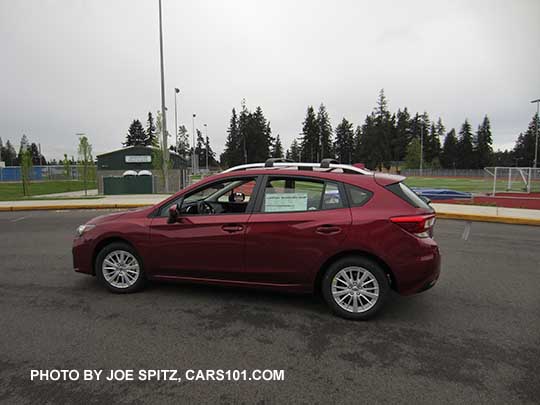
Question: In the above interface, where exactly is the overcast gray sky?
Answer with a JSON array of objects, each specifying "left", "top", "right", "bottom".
[{"left": 1, "top": 0, "right": 539, "bottom": 160}]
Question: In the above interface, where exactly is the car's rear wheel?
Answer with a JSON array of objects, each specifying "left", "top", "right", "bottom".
[
  {"left": 95, "top": 242, "right": 146, "bottom": 293},
  {"left": 322, "top": 256, "right": 389, "bottom": 320}
]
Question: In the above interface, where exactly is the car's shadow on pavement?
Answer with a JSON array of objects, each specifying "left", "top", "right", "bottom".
[{"left": 74, "top": 276, "right": 434, "bottom": 324}]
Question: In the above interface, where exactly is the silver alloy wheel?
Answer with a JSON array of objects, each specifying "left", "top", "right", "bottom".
[
  {"left": 331, "top": 266, "right": 380, "bottom": 313},
  {"left": 102, "top": 250, "right": 140, "bottom": 289}
]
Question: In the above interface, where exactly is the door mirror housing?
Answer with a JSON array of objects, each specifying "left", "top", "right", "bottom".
[{"left": 167, "top": 203, "right": 180, "bottom": 224}]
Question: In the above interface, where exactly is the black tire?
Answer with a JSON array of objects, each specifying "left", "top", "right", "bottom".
[
  {"left": 321, "top": 255, "right": 389, "bottom": 320},
  {"left": 95, "top": 242, "right": 146, "bottom": 293}
]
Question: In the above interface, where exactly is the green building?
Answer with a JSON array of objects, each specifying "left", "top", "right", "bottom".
[{"left": 96, "top": 146, "right": 189, "bottom": 194}]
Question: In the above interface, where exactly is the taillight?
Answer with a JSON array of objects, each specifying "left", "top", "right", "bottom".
[{"left": 390, "top": 214, "right": 436, "bottom": 238}]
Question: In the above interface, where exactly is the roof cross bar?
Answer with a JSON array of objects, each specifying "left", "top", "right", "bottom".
[
  {"left": 320, "top": 158, "right": 339, "bottom": 168},
  {"left": 264, "top": 158, "right": 294, "bottom": 167}
]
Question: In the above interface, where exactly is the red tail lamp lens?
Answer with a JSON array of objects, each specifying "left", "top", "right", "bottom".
[{"left": 390, "top": 214, "right": 436, "bottom": 238}]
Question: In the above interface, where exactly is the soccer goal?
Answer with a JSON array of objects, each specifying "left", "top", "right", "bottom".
[{"left": 484, "top": 167, "right": 540, "bottom": 195}]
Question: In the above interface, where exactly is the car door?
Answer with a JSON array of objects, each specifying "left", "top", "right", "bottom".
[
  {"left": 148, "top": 176, "right": 260, "bottom": 281},
  {"left": 245, "top": 175, "right": 352, "bottom": 287}
]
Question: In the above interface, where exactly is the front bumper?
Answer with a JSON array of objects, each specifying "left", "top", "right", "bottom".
[{"left": 72, "top": 236, "right": 94, "bottom": 275}]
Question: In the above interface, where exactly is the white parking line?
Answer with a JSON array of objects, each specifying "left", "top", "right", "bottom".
[
  {"left": 461, "top": 221, "right": 472, "bottom": 240},
  {"left": 11, "top": 216, "right": 29, "bottom": 223}
]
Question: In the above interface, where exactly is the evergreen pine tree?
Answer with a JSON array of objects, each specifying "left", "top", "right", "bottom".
[
  {"left": 360, "top": 114, "right": 377, "bottom": 169},
  {"left": 317, "top": 104, "right": 334, "bottom": 160},
  {"left": 221, "top": 108, "right": 242, "bottom": 167},
  {"left": 29, "top": 143, "right": 42, "bottom": 165},
  {"left": 17, "top": 134, "right": 30, "bottom": 165},
  {"left": 287, "top": 139, "right": 301, "bottom": 161},
  {"left": 145, "top": 112, "right": 158, "bottom": 147},
  {"left": 370, "top": 89, "right": 393, "bottom": 169},
  {"left": 334, "top": 118, "right": 354, "bottom": 164},
  {"left": 441, "top": 129, "right": 458, "bottom": 169},
  {"left": 247, "top": 106, "right": 272, "bottom": 162},
  {"left": 493, "top": 149, "right": 515, "bottom": 166},
  {"left": 424, "top": 123, "right": 441, "bottom": 165},
  {"left": 238, "top": 101, "right": 250, "bottom": 163},
  {"left": 352, "top": 126, "right": 364, "bottom": 163},
  {"left": 124, "top": 119, "right": 147, "bottom": 147},
  {"left": 474, "top": 115, "right": 493, "bottom": 169},
  {"left": 272, "top": 134, "right": 284, "bottom": 158},
  {"left": 177, "top": 125, "right": 190, "bottom": 159},
  {"left": 513, "top": 112, "right": 540, "bottom": 167},
  {"left": 457, "top": 120, "right": 474, "bottom": 168},
  {"left": 405, "top": 138, "right": 421, "bottom": 168},
  {"left": 0, "top": 137, "right": 5, "bottom": 163},
  {"left": 393, "top": 108, "right": 412, "bottom": 167},
  {"left": 4, "top": 140, "right": 16, "bottom": 166},
  {"left": 300, "top": 106, "right": 319, "bottom": 162}
]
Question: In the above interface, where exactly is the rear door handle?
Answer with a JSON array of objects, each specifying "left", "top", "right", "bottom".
[
  {"left": 221, "top": 224, "right": 244, "bottom": 233},
  {"left": 316, "top": 225, "right": 342, "bottom": 235}
]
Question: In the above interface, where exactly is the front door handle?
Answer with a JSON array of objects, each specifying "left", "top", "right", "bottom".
[
  {"left": 221, "top": 224, "right": 244, "bottom": 233},
  {"left": 316, "top": 224, "right": 342, "bottom": 235}
]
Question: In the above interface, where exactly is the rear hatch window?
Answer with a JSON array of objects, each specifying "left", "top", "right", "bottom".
[{"left": 386, "top": 182, "right": 432, "bottom": 211}]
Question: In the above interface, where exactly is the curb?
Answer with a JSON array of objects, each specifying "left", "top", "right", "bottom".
[
  {"left": 1, "top": 203, "right": 539, "bottom": 226},
  {"left": 435, "top": 212, "right": 540, "bottom": 226}
]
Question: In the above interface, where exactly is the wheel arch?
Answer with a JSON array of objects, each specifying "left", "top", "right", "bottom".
[
  {"left": 92, "top": 236, "right": 137, "bottom": 275},
  {"left": 313, "top": 250, "right": 397, "bottom": 294}
]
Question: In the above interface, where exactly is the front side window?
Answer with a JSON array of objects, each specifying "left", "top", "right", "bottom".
[
  {"left": 159, "top": 177, "right": 257, "bottom": 216},
  {"left": 261, "top": 177, "right": 343, "bottom": 213}
]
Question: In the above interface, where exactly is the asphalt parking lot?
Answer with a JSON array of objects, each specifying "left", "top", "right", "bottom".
[{"left": 0, "top": 210, "right": 538, "bottom": 404}]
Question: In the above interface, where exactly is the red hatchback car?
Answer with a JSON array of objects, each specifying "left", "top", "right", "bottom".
[{"left": 73, "top": 159, "right": 440, "bottom": 320}]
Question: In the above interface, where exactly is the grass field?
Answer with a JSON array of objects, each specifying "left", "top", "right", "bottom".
[
  {"left": 404, "top": 176, "right": 540, "bottom": 193},
  {"left": 0, "top": 180, "right": 98, "bottom": 201},
  {"left": 405, "top": 176, "right": 499, "bottom": 193}
]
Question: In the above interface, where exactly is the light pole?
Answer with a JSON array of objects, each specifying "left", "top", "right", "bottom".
[
  {"left": 420, "top": 121, "right": 424, "bottom": 175},
  {"left": 204, "top": 123, "right": 208, "bottom": 171},
  {"left": 531, "top": 98, "right": 540, "bottom": 168},
  {"left": 192, "top": 114, "right": 197, "bottom": 173},
  {"left": 174, "top": 88, "right": 180, "bottom": 151},
  {"left": 158, "top": 0, "right": 169, "bottom": 192}
]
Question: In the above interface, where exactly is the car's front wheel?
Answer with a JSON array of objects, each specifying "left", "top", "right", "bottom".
[
  {"left": 322, "top": 256, "right": 389, "bottom": 320},
  {"left": 95, "top": 242, "right": 146, "bottom": 293}
]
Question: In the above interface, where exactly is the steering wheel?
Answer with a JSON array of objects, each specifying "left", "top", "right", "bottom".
[{"left": 197, "top": 201, "right": 215, "bottom": 215}]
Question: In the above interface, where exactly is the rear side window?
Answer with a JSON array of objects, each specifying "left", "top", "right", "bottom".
[
  {"left": 386, "top": 182, "right": 431, "bottom": 210},
  {"left": 345, "top": 184, "right": 372, "bottom": 207},
  {"left": 261, "top": 177, "right": 343, "bottom": 212}
]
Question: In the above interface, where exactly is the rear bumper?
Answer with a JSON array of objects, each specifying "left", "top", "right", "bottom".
[{"left": 392, "top": 239, "right": 441, "bottom": 295}]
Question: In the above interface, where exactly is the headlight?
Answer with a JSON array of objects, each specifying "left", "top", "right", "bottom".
[{"left": 76, "top": 224, "right": 96, "bottom": 236}]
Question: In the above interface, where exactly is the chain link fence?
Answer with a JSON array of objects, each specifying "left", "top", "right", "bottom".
[{"left": 0, "top": 165, "right": 96, "bottom": 182}]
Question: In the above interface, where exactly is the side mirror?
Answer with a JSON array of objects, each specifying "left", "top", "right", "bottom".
[{"left": 167, "top": 204, "right": 180, "bottom": 224}]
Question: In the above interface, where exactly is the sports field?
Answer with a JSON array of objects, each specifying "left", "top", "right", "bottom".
[
  {"left": 0, "top": 180, "right": 98, "bottom": 201},
  {"left": 403, "top": 176, "right": 537, "bottom": 193}
]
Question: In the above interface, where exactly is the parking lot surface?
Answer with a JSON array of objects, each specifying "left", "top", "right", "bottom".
[{"left": 0, "top": 210, "right": 538, "bottom": 403}]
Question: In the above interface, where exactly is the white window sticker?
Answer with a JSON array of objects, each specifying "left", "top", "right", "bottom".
[{"left": 264, "top": 193, "right": 308, "bottom": 212}]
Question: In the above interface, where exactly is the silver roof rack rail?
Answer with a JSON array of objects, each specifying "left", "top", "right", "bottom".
[{"left": 222, "top": 161, "right": 372, "bottom": 175}]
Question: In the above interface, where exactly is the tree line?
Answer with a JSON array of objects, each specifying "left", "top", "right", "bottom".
[
  {"left": 221, "top": 90, "right": 540, "bottom": 170},
  {"left": 2, "top": 91, "right": 538, "bottom": 171},
  {"left": 123, "top": 111, "right": 218, "bottom": 168},
  {"left": 0, "top": 134, "right": 47, "bottom": 166}
]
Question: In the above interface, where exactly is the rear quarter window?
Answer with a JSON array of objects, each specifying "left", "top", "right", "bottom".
[
  {"left": 386, "top": 182, "right": 432, "bottom": 210},
  {"left": 345, "top": 184, "right": 373, "bottom": 207}
]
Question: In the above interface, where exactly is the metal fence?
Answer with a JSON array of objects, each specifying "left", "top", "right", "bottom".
[{"left": 0, "top": 165, "right": 96, "bottom": 182}]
